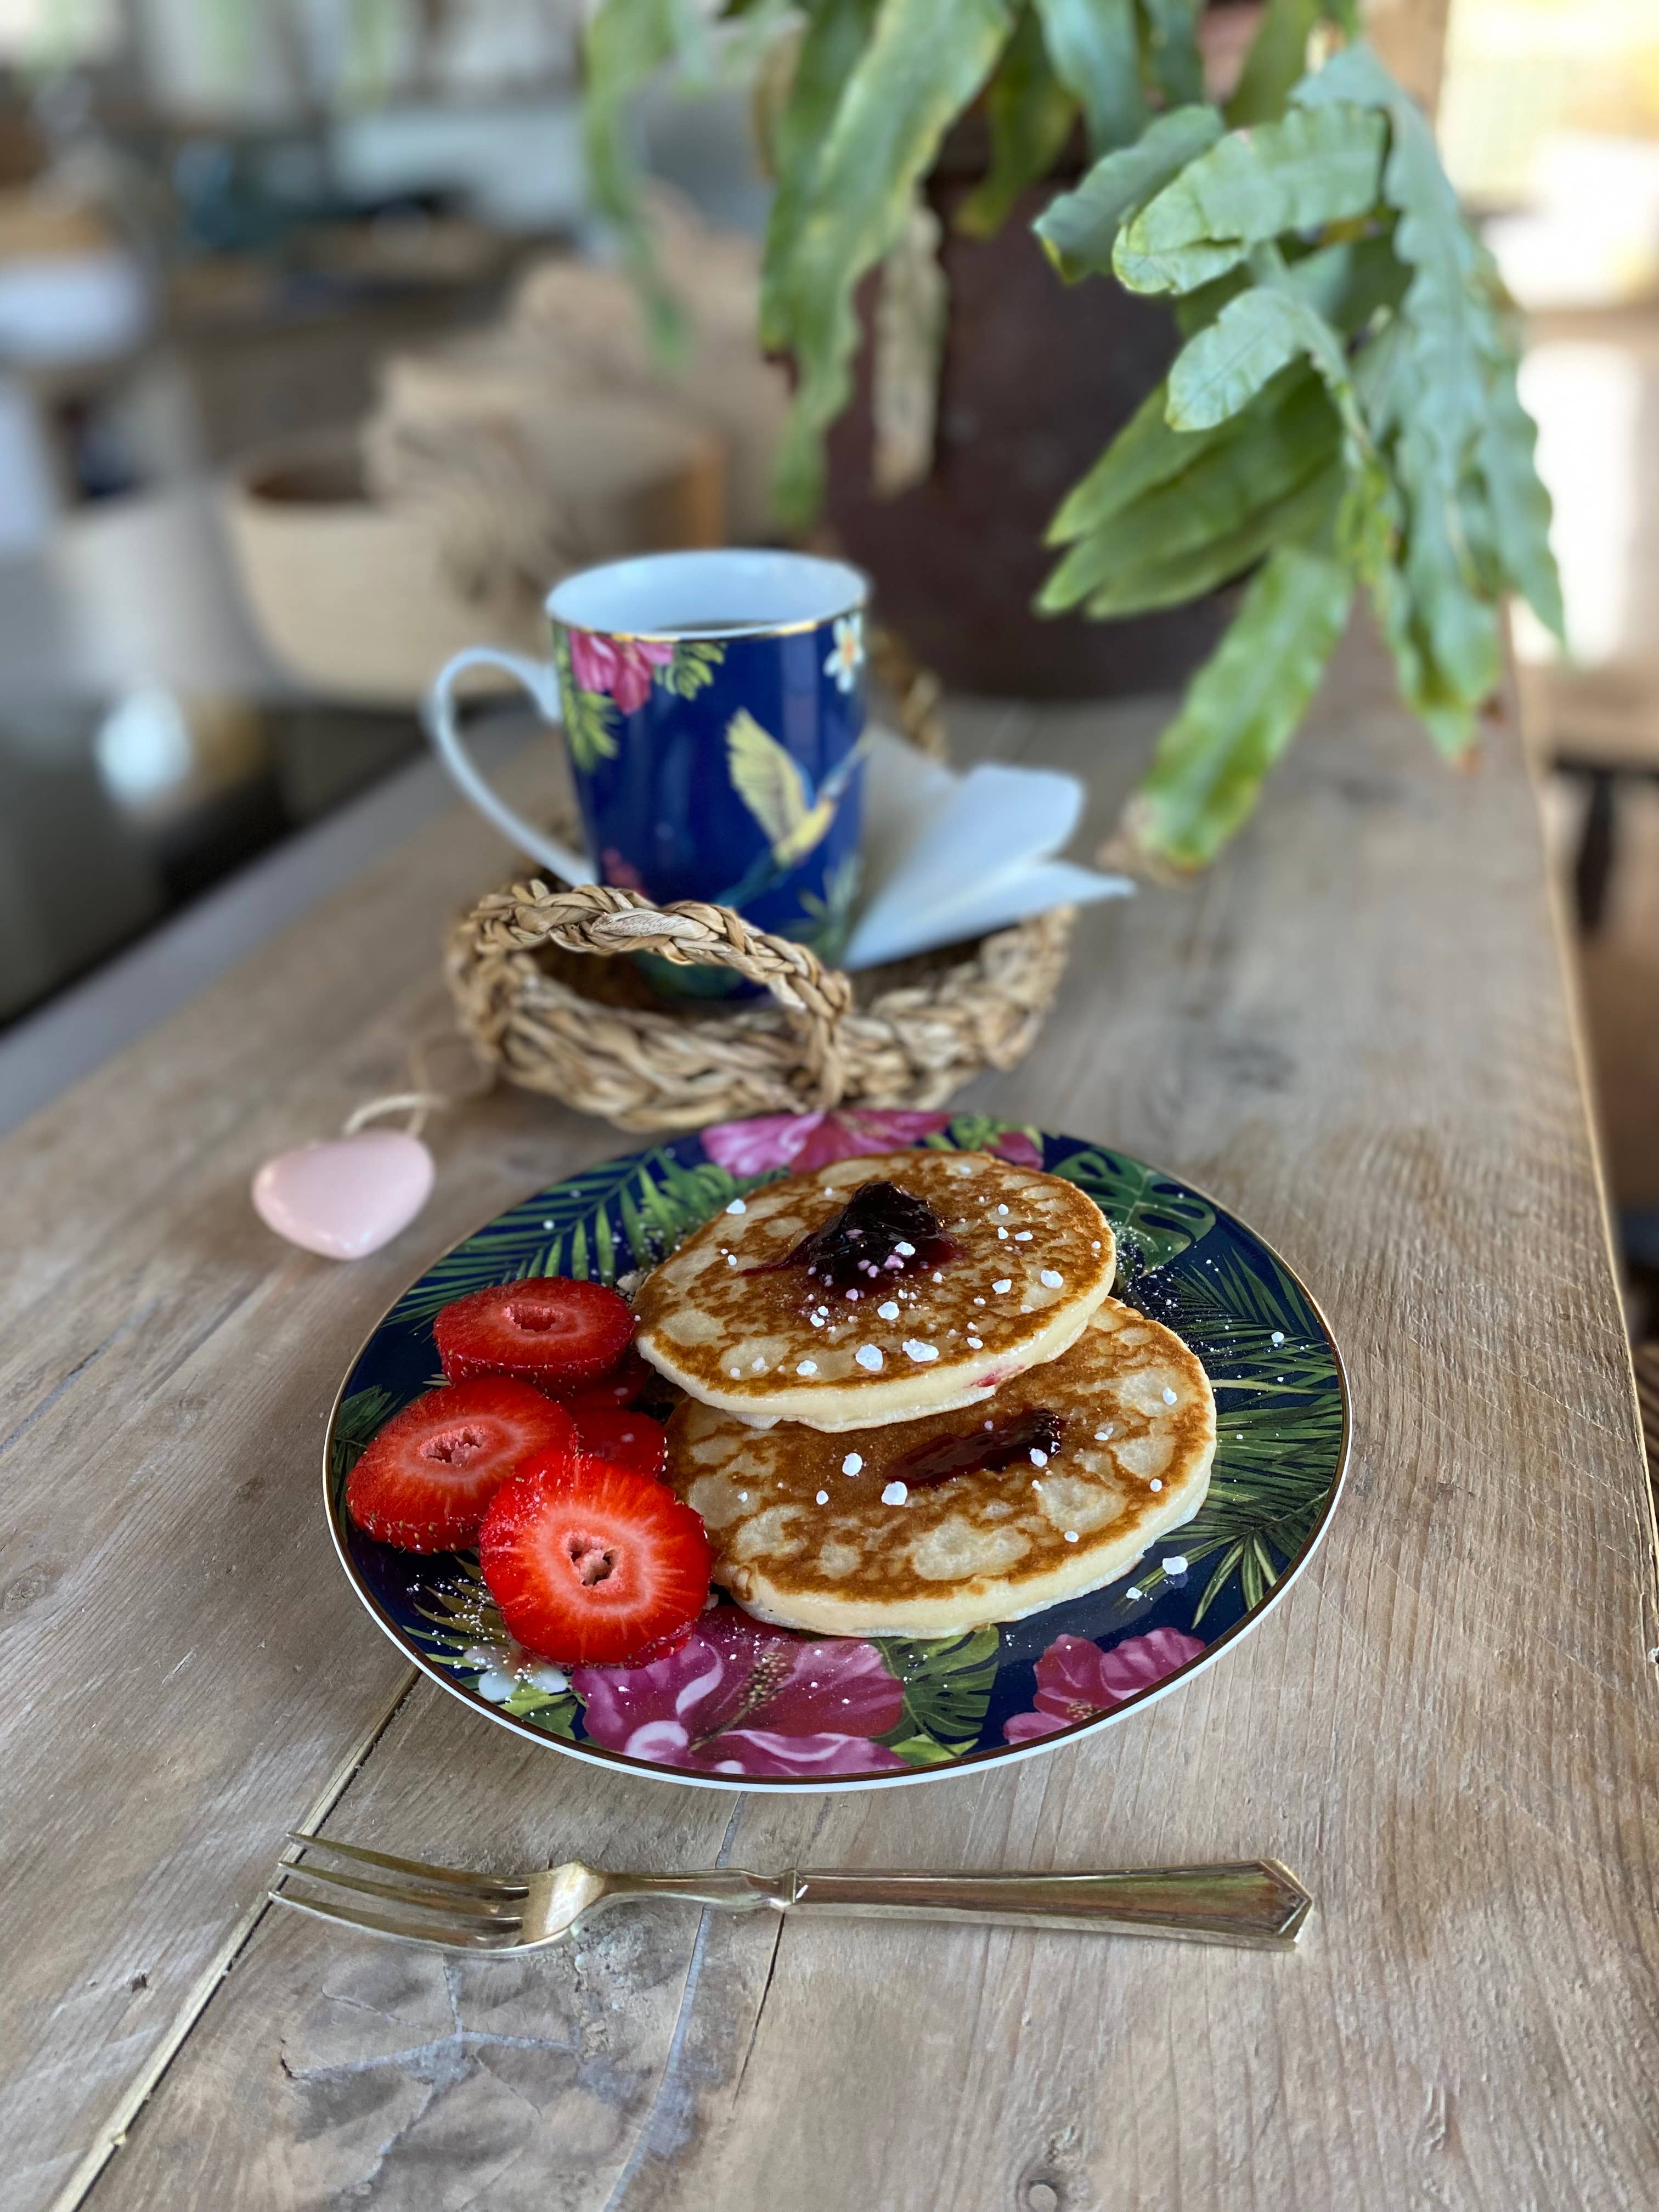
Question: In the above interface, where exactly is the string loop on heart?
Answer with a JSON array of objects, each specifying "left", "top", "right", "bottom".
[
  {"left": 253, "top": 1035, "right": 496, "bottom": 1259},
  {"left": 343, "top": 1035, "right": 496, "bottom": 1139},
  {"left": 344, "top": 1091, "right": 455, "bottom": 1139}
]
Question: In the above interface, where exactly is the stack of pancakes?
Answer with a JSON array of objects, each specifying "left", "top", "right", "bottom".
[{"left": 635, "top": 1149, "right": 1215, "bottom": 1637}]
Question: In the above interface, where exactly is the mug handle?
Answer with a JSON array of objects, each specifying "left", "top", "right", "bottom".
[{"left": 424, "top": 646, "right": 595, "bottom": 885}]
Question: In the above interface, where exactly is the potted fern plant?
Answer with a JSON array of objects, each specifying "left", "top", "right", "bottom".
[{"left": 583, "top": 0, "right": 1562, "bottom": 875}]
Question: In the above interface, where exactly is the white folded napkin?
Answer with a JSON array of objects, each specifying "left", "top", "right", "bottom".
[
  {"left": 534, "top": 719, "right": 1132, "bottom": 967},
  {"left": 840, "top": 725, "right": 1133, "bottom": 970}
]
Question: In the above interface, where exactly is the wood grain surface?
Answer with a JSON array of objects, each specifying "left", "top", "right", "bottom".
[{"left": 4, "top": 622, "right": 1656, "bottom": 2212}]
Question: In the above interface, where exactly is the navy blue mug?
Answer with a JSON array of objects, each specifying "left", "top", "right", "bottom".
[{"left": 426, "top": 549, "right": 870, "bottom": 989}]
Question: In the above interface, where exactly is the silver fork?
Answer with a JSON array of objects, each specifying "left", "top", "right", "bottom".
[{"left": 271, "top": 1832, "right": 1313, "bottom": 1951}]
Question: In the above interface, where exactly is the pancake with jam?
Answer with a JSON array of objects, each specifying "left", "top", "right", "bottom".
[
  {"left": 633, "top": 1149, "right": 1115, "bottom": 1432},
  {"left": 663, "top": 1297, "right": 1214, "bottom": 1636}
]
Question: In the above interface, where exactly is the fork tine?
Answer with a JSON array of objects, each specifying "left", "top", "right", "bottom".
[
  {"left": 276, "top": 1859, "right": 524, "bottom": 1925},
  {"left": 269, "top": 1885, "right": 520, "bottom": 1951},
  {"left": 284, "top": 1831, "right": 529, "bottom": 1897}
]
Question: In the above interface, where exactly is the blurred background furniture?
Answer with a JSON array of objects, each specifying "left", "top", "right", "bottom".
[{"left": 0, "top": 3, "right": 783, "bottom": 1120}]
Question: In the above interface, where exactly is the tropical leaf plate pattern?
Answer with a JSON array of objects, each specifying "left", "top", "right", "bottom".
[{"left": 325, "top": 1116, "right": 1350, "bottom": 1792}]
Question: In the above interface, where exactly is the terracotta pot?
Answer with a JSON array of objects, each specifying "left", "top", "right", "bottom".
[{"left": 824, "top": 126, "right": 1226, "bottom": 700}]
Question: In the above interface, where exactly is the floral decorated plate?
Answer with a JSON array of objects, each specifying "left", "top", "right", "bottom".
[{"left": 325, "top": 1110, "right": 1350, "bottom": 1792}]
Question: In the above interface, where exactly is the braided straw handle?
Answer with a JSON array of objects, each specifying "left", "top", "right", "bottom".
[{"left": 452, "top": 878, "right": 854, "bottom": 1110}]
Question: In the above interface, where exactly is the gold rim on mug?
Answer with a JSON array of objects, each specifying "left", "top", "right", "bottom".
[{"left": 552, "top": 603, "right": 867, "bottom": 644}]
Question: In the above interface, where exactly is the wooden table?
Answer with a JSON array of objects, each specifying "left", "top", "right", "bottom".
[{"left": 6, "top": 622, "right": 1657, "bottom": 2212}]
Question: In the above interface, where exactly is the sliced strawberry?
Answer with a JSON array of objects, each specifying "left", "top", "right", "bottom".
[
  {"left": 346, "top": 1379, "right": 577, "bottom": 1553},
  {"left": 434, "top": 1278, "right": 633, "bottom": 1391},
  {"left": 572, "top": 1406, "right": 666, "bottom": 1480},
  {"left": 479, "top": 1455, "right": 712, "bottom": 1666},
  {"left": 563, "top": 1345, "right": 657, "bottom": 1414}
]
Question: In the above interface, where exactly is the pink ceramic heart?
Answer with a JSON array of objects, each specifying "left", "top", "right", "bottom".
[{"left": 252, "top": 1130, "right": 435, "bottom": 1260}]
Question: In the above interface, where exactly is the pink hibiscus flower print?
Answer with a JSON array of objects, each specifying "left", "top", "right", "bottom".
[
  {"left": 567, "top": 631, "right": 674, "bottom": 716},
  {"left": 1002, "top": 1628, "right": 1205, "bottom": 1745},
  {"left": 572, "top": 1607, "right": 910, "bottom": 1778},
  {"left": 986, "top": 1130, "right": 1042, "bottom": 1170},
  {"left": 701, "top": 1109, "right": 953, "bottom": 1177}
]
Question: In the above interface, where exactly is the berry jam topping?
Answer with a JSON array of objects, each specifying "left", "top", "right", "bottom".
[
  {"left": 754, "top": 1181, "right": 958, "bottom": 1291},
  {"left": 890, "top": 1408, "right": 1065, "bottom": 1491}
]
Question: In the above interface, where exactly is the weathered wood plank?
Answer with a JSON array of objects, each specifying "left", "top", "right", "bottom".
[
  {"left": 72, "top": 624, "right": 1659, "bottom": 2210},
  {"left": 64, "top": 1683, "right": 824, "bottom": 2212},
  {"left": 0, "top": 751, "right": 644, "bottom": 2212}
]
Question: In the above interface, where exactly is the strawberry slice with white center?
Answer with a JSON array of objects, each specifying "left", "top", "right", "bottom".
[
  {"left": 434, "top": 1278, "right": 634, "bottom": 1391},
  {"left": 571, "top": 1406, "right": 667, "bottom": 1481},
  {"left": 345, "top": 1379, "right": 576, "bottom": 1553},
  {"left": 479, "top": 1455, "right": 713, "bottom": 1666}
]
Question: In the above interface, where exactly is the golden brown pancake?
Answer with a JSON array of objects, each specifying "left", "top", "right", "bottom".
[
  {"left": 663, "top": 1298, "right": 1214, "bottom": 1635},
  {"left": 633, "top": 1149, "right": 1115, "bottom": 1432}
]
